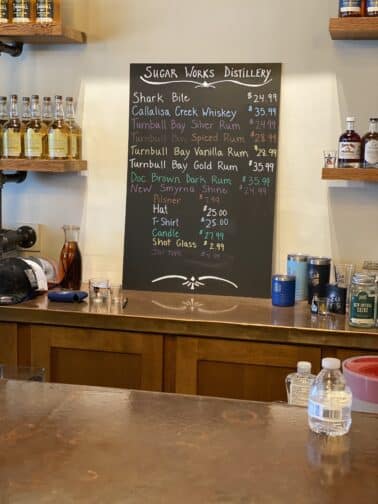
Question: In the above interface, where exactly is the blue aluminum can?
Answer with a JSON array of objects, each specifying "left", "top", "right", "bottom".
[
  {"left": 287, "top": 254, "right": 309, "bottom": 301},
  {"left": 272, "top": 275, "right": 296, "bottom": 307}
]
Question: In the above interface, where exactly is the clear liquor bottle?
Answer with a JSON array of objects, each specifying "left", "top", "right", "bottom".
[
  {"left": 24, "top": 95, "right": 48, "bottom": 159},
  {"left": 361, "top": 118, "right": 378, "bottom": 168},
  {"left": 2, "top": 95, "right": 23, "bottom": 159},
  {"left": 286, "top": 361, "right": 316, "bottom": 407},
  {"left": 0, "top": 96, "right": 8, "bottom": 157},
  {"left": 48, "top": 95, "right": 69, "bottom": 160},
  {"left": 65, "top": 97, "right": 82, "bottom": 160},
  {"left": 338, "top": 117, "right": 361, "bottom": 168}
]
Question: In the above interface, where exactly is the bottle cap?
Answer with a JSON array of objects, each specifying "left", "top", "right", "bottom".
[
  {"left": 297, "top": 361, "right": 312, "bottom": 372},
  {"left": 346, "top": 116, "right": 355, "bottom": 122},
  {"left": 322, "top": 357, "right": 340, "bottom": 370}
]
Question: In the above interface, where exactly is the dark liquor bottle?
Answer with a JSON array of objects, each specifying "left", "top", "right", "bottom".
[
  {"left": 58, "top": 225, "right": 82, "bottom": 290},
  {"left": 361, "top": 118, "right": 378, "bottom": 168},
  {"left": 338, "top": 117, "right": 361, "bottom": 168},
  {"left": 366, "top": 0, "right": 378, "bottom": 16},
  {"left": 339, "top": 0, "right": 362, "bottom": 16}
]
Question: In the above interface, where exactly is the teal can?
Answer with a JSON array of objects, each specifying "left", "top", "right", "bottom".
[{"left": 287, "top": 254, "right": 308, "bottom": 301}]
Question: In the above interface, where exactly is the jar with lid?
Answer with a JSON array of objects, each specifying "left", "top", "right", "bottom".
[{"left": 349, "top": 273, "right": 377, "bottom": 328}]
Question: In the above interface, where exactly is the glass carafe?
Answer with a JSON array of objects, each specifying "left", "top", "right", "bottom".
[{"left": 58, "top": 225, "right": 82, "bottom": 290}]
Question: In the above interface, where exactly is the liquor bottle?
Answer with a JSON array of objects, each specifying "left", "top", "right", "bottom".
[
  {"left": 48, "top": 95, "right": 69, "bottom": 160},
  {"left": 366, "top": 0, "right": 378, "bottom": 16},
  {"left": 361, "top": 118, "right": 378, "bottom": 167},
  {"left": 0, "top": 96, "right": 8, "bottom": 157},
  {"left": 21, "top": 96, "right": 31, "bottom": 129},
  {"left": 2, "top": 95, "right": 23, "bottom": 159},
  {"left": 12, "top": 0, "right": 31, "bottom": 23},
  {"left": 0, "top": 0, "right": 9, "bottom": 23},
  {"left": 65, "top": 97, "right": 82, "bottom": 160},
  {"left": 285, "top": 361, "right": 316, "bottom": 407},
  {"left": 42, "top": 96, "right": 53, "bottom": 127},
  {"left": 339, "top": 0, "right": 362, "bottom": 16},
  {"left": 338, "top": 117, "right": 361, "bottom": 168},
  {"left": 58, "top": 225, "right": 82, "bottom": 290},
  {"left": 308, "top": 358, "right": 352, "bottom": 436},
  {"left": 24, "top": 95, "right": 47, "bottom": 159},
  {"left": 36, "top": 0, "right": 54, "bottom": 23}
]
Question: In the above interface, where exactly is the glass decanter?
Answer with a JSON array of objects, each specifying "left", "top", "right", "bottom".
[{"left": 58, "top": 225, "right": 82, "bottom": 290}]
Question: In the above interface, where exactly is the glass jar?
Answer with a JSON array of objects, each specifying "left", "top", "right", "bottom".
[
  {"left": 58, "top": 225, "right": 82, "bottom": 290},
  {"left": 348, "top": 273, "right": 377, "bottom": 328}
]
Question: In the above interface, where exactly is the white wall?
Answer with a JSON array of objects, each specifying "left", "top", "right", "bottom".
[{"left": 2, "top": 0, "right": 377, "bottom": 285}]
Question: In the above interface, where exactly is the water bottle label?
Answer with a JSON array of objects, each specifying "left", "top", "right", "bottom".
[
  {"left": 308, "top": 400, "right": 344, "bottom": 422},
  {"left": 289, "top": 383, "right": 310, "bottom": 407}
]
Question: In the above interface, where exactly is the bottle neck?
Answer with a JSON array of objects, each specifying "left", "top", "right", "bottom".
[
  {"left": 9, "top": 99, "right": 19, "bottom": 119},
  {"left": 369, "top": 121, "right": 377, "bottom": 134},
  {"left": 31, "top": 100, "right": 42, "bottom": 119},
  {"left": 0, "top": 102, "right": 7, "bottom": 120},
  {"left": 346, "top": 120, "right": 355, "bottom": 132},
  {"left": 22, "top": 101, "right": 31, "bottom": 120},
  {"left": 65, "top": 101, "right": 76, "bottom": 120},
  {"left": 55, "top": 100, "right": 65, "bottom": 120},
  {"left": 42, "top": 102, "right": 53, "bottom": 120}
]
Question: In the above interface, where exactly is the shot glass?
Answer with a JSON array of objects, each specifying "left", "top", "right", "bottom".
[
  {"left": 317, "top": 297, "right": 328, "bottom": 316},
  {"left": 334, "top": 263, "right": 355, "bottom": 287},
  {"left": 323, "top": 150, "right": 337, "bottom": 168},
  {"left": 110, "top": 284, "right": 124, "bottom": 305},
  {"left": 89, "top": 278, "right": 111, "bottom": 304}
]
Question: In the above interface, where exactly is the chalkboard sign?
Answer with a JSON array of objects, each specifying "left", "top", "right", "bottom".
[{"left": 123, "top": 63, "right": 282, "bottom": 297}]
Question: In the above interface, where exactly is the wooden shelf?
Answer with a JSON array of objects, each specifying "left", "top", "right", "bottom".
[
  {"left": 0, "top": 159, "right": 87, "bottom": 173},
  {"left": 0, "top": 22, "right": 86, "bottom": 44},
  {"left": 322, "top": 167, "right": 378, "bottom": 182},
  {"left": 329, "top": 17, "right": 378, "bottom": 40}
]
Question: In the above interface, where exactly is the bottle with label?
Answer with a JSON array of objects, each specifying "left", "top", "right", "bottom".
[
  {"left": 286, "top": 361, "right": 316, "bottom": 407},
  {"left": 338, "top": 117, "right": 361, "bottom": 168},
  {"left": 308, "top": 358, "right": 352, "bottom": 437},
  {"left": 2, "top": 95, "right": 23, "bottom": 159},
  {"left": 361, "top": 118, "right": 378, "bottom": 167},
  {"left": 349, "top": 273, "right": 377, "bottom": 328},
  {"left": 36, "top": 0, "right": 54, "bottom": 23},
  {"left": 48, "top": 95, "right": 69, "bottom": 159},
  {"left": 58, "top": 225, "right": 82, "bottom": 290},
  {"left": 0, "top": 0, "right": 9, "bottom": 23},
  {"left": 339, "top": 0, "right": 362, "bottom": 16},
  {"left": 366, "top": 0, "right": 378, "bottom": 15},
  {"left": 21, "top": 96, "right": 31, "bottom": 129},
  {"left": 24, "top": 95, "right": 47, "bottom": 159},
  {"left": 65, "top": 97, "right": 82, "bottom": 160},
  {"left": 0, "top": 96, "right": 8, "bottom": 157},
  {"left": 12, "top": 0, "right": 31, "bottom": 23}
]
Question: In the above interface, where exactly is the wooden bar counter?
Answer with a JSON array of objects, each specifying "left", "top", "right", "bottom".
[
  {"left": 0, "top": 380, "right": 377, "bottom": 503},
  {"left": 0, "top": 291, "right": 377, "bottom": 402}
]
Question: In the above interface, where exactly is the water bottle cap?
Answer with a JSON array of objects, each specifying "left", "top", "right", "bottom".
[
  {"left": 297, "top": 361, "right": 312, "bottom": 372},
  {"left": 322, "top": 357, "right": 341, "bottom": 370}
]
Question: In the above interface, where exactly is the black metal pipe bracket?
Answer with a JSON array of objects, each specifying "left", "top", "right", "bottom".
[{"left": 0, "top": 41, "right": 24, "bottom": 57}]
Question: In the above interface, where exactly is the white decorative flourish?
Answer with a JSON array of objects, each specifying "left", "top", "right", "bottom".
[
  {"left": 140, "top": 77, "right": 272, "bottom": 89},
  {"left": 152, "top": 298, "right": 238, "bottom": 314},
  {"left": 151, "top": 275, "right": 238, "bottom": 291}
]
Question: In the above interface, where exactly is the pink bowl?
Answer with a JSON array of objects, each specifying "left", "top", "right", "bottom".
[{"left": 343, "top": 356, "right": 378, "bottom": 404}]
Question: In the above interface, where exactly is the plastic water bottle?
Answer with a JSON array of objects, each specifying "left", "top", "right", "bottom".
[
  {"left": 308, "top": 358, "right": 352, "bottom": 436},
  {"left": 285, "top": 361, "right": 316, "bottom": 407}
]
